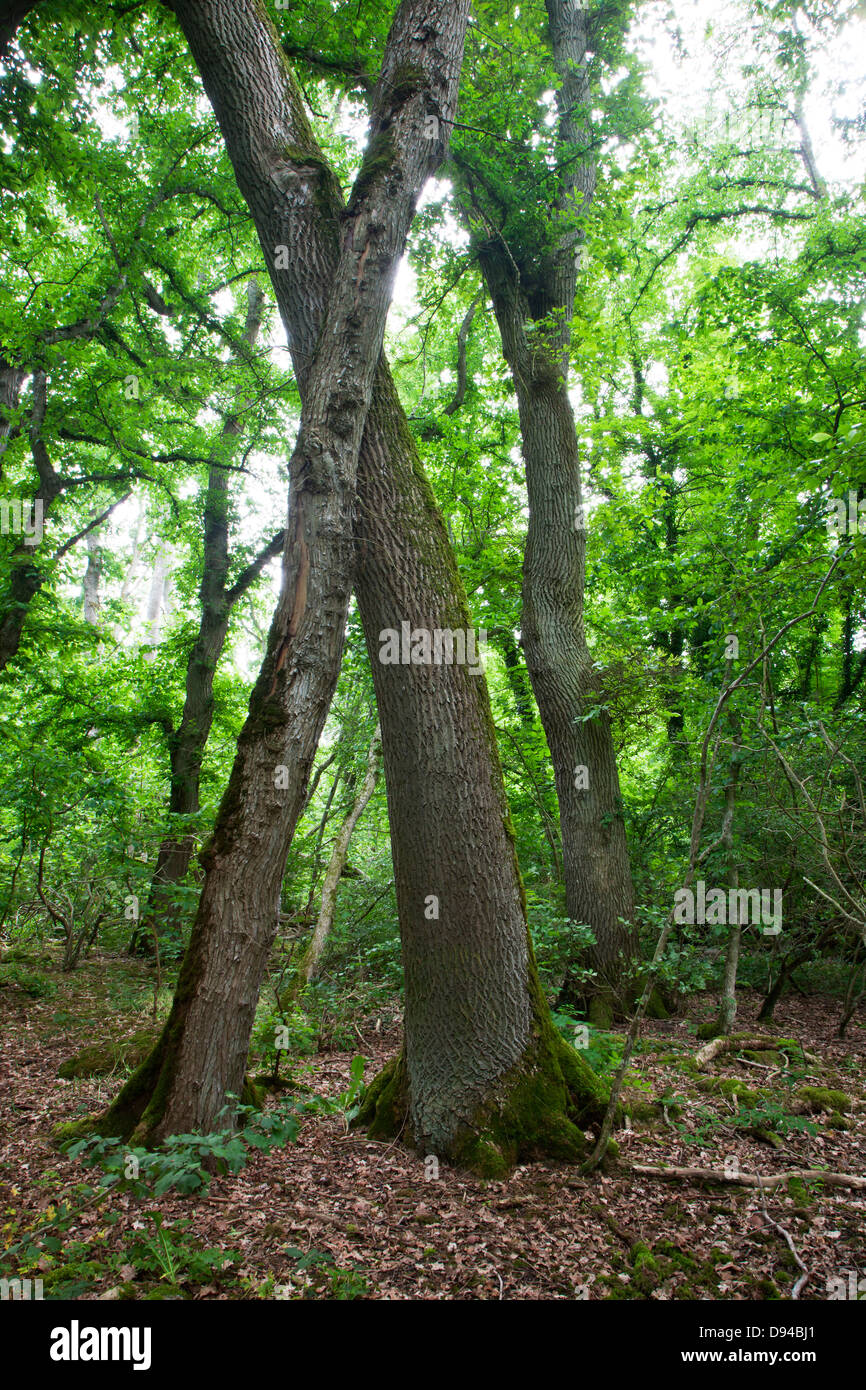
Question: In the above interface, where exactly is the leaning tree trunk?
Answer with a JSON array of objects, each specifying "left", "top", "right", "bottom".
[
  {"left": 518, "top": 372, "right": 636, "bottom": 1003},
  {"left": 352, "top": 373, "right": 608, "bottom": 1164},
  {"left": 88, "top": 0, "right": 477, "bottom": 1147},
  {"left": 475, "top": 258, "right": 637, "bottom": 1020},
  {"left": 81, "top": 0, "right": 608, "bottom": 1171}
]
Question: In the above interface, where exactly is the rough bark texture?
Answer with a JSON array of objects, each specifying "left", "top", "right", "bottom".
[
  {"left": 89, "top": 0, "right": 475, "bottom": 1147},
  {"left": 77, "top": 0, "right": 608, "bottom": 1170},
  {"left": 466, "top": 0, "right": 636, "bottom": 1002},
  {"left": 0, "top": 358, "right": 25, "bottom": 466}
]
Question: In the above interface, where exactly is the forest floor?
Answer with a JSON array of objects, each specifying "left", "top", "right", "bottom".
[{"left": 1, "top": 950, "right": 864, "bottom": 1301}]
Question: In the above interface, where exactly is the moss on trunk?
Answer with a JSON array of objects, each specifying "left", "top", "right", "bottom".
[{"left": 358, "top": 937, "right": 612, "bottom": 1178}]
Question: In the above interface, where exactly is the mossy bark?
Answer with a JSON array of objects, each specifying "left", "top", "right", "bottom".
[
  {"left": 358, "top": 936, "right": 610, "bottom": 1176},
  {"left": 82, "top": 0, "right": 600, "bottom": 1171}
]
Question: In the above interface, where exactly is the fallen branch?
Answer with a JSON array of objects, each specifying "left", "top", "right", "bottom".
[
  {"left": 631, "top": 1163, "right": 866, "bottom": 1191},
  {"left": 694, "top": 1033, "right": 818, "bottom": 1071}
]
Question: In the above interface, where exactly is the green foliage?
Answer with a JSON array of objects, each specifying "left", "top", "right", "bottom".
[
  {"left": 549, "top": 1012, "right": 625, "bottom": 1078},
  {"left": 281, "top": 1247, "right": 369, "bottom": 1300},
  {"left": 0, "top": 962, "right": 57, "bottom": 997},
  {"left": 122, "top": 1213, "right": 242, "bottom": 1290},
  {"left": 1, "top": 0, "right": 864, "bottom": 1192},
  {"left": 669, "top": 1096, "right": 819, "bottom": 1147},
  {"left": 529, "top": 903, "right": 597, "bottom": 992},
  {"left": 62, "top": 1099, "right": 302, "bottom": 1197}
]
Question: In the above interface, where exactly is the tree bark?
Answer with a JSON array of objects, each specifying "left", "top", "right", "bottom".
[
  {"left": 82, "top": 528, "right": 103, "bottom": 626},
  {"left": 466, "top": 0, "right": 636, "bottom": 1009},
  {"left": 0, "top": 358, "right": 25, "bottom": 467},
  {"left": 91, "top": 0, "right": 484, "bottom": 1148},
  {"left": 0, "top": 370, "right": 63, "bottom": 672},
  {"left": 85, "top": 0, "right": 608, "bottom": 1170}
]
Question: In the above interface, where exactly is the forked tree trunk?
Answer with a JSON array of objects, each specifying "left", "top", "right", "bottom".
[
  {"left": 88, "top": 0, "right": 480, "bottom": 1148},
  {"left": 81, "top": 0, "right": 608, "bottom": 1171}
]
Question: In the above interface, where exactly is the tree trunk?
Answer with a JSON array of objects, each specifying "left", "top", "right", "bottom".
[
  {"left": 301, "top": 723, "right": 381, "bottom": 986},
  {"left": 476, "top": 259, "right": 636, "bottom": 1014},
  {"left": 495, "top": 626, "right": 536, "bottom": 728},
  {"left": 462, "top": 0, "right": 637, "bottom": 1012},
  {"left": 0, "top": 358, "right": 25, "bottom": 465},
  {"left": 82, "top": 528, "right": 103, "bottom": 626},
  {"left": 83, "top": 0, "right": 608, "bottom": 1171},
  {"left": 0, "top": 371, "right": 63, "bottom": 672},
  {"left": 90, "top": 0, "right": 478, "bottom": 1147}
]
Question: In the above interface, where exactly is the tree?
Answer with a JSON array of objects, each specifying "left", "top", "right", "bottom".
[
  {"left": 451, "top": 0, "right": 639, "bottom": 1014},
  {"left": 76, "top": 0, "right": 609, "bottom": 1170},
  {"left": 86, "top": 0, "right": 487, "bottom": 1147},
  {"left": 298, "top": 721, "right": 381, "bottom": 988}
]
